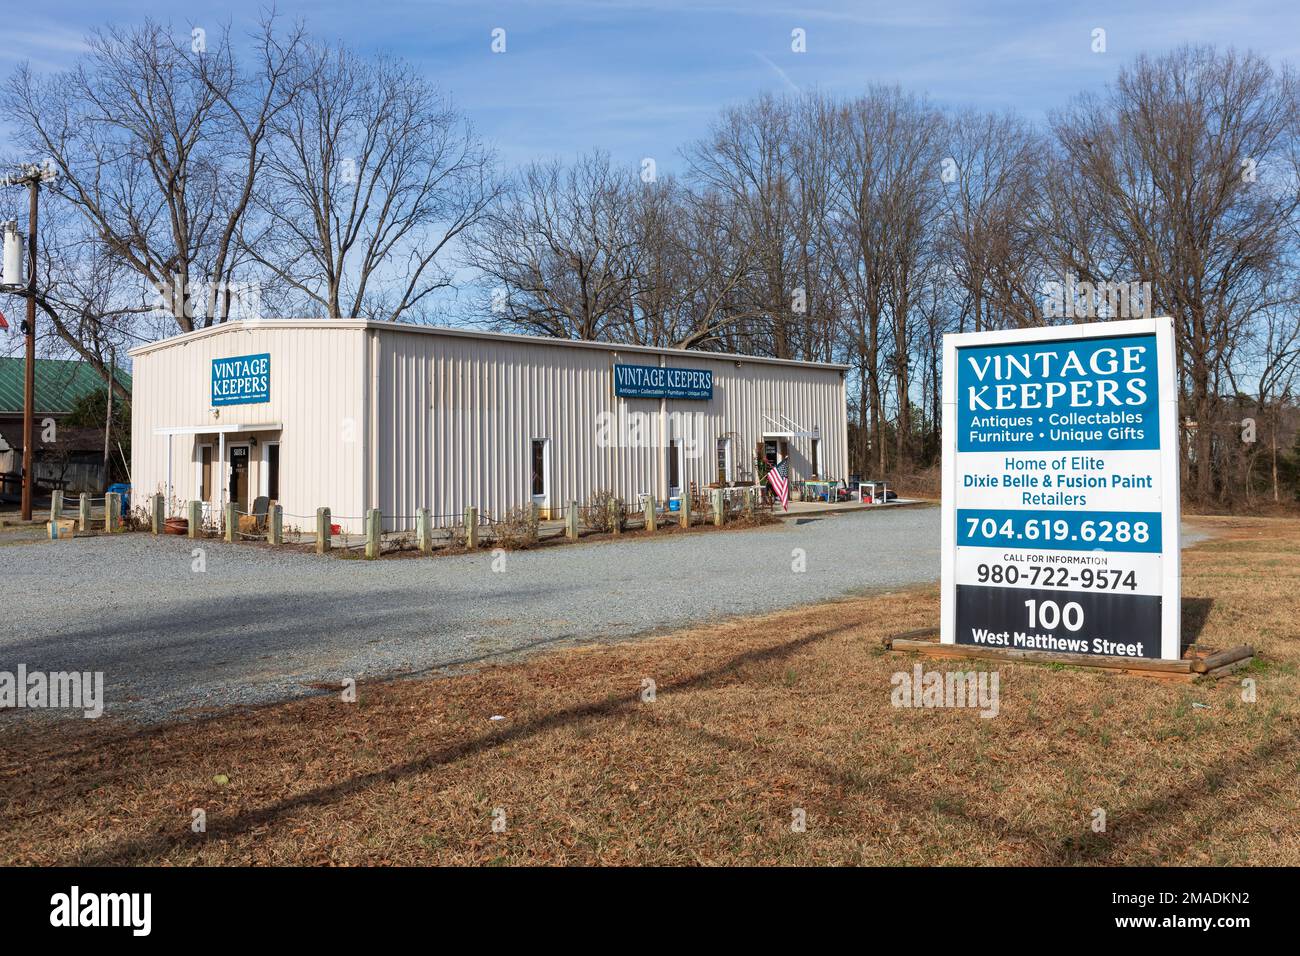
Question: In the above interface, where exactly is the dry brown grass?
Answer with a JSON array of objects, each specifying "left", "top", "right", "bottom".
[{"left": 1, "top": 515, "right": 1297, "bottom": 866}]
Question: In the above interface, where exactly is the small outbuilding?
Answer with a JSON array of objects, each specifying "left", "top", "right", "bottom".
[{"left": 129, "top": 320, "right": 848, "bottom": 531}]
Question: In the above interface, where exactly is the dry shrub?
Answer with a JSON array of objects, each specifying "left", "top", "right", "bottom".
[
  {"left": 885, "top": 465, "right": 940, "bottom": 498},
  {"left": 123, "top": 505, "right": 151, "bottom": 531},
  {"left": 493, "top": 505, "right": 539, "bottom": 550},
  {"left": 581, "top": 490, "right": 624, "bottom": 533}
]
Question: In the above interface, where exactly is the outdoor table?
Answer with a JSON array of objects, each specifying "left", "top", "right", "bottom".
[
  {"left": 859, "top": 481, "right": 888, "bottom": 504},
  {"left": 803, "top": 480, "right": 835, "bottom": 502}
]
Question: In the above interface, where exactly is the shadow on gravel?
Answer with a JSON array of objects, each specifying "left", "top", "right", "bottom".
[{"left": 0, "top": 583, "right": 572, "bottom": 700}]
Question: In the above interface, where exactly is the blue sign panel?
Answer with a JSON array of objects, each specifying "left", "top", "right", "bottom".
[
  {"left": 956, "top": 334, "right": 1159, "bottom": 452},
  {"left": 211, "top": 353, "right": 270, "bottom": 407},
  {"left": 613, "top": 363, "right": 713, "bottom": 400},
  {"left": 956, "top": 508, "right": 1162, "bottom": 553}
]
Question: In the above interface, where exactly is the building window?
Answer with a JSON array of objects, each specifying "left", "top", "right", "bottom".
[
  {"left": 811, "top": 438, "right": 821, "bottom": 478},
  {"left": 716, "top": 437, "right": 734, "bottom": 484},
  {"left": 668, "top": 440, "right": 682, "bottom": 494},
  {"left": 531, "top": 439, "right": 548, "bottom": 499}
]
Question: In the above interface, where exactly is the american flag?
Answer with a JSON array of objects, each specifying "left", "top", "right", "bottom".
[{"left": 765, "top": 459, "right": 790, "bottom": 511}]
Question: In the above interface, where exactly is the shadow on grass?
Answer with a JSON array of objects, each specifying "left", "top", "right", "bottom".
[
  {"left": 46, "top": 599, "right": 1286, "bottom": 866},
  {"left": 1181, "top": 596, "right": 1214, "bottom": 654},
  {"left": 61, "top": 621, "right": 852, "bottom": 865},
  {"left": 654, "top": 708, "right": 1296, "bottom": 865}
]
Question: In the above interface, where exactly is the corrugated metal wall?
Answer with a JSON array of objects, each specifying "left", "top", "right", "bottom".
[
  {"left": 132, "top": 321, "right": 847, "bottom": 534},
  {"left": 375, "top": 328, "right": 847, "bottom": 525}
]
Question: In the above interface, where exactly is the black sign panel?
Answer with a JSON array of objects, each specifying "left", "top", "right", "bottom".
[{"left": 956, "top": 584, "right": 1162, "bottom": 659}]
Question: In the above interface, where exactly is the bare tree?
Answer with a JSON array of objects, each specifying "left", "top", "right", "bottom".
[
  {"left": 686, "top": 93, "right": 839, "bottom": 361},
  {"left": 940, "top": 109, "right": 1044, "bottom": 333},
  {"left": 465, "top": 151, "right": 638, "bottom": 340},
  {"left": 246, "top": 43, "right": 498, "bottom": 321},
  {"left": 826, "top": 87, "right": 943, "bottom": 474},
  {"left": 1046, "top": 46, "right": 1300, "bottom": 501},
  {"left": 3, "top": 15, "right": 304, "bottom": 331}
]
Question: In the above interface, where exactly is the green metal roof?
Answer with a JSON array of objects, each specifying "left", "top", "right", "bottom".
[{"left": 0, "top": 358, "right": 132, "bottom": 415}]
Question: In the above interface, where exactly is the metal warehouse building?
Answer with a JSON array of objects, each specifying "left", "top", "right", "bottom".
[{"left": 130, "top": 320, "right": 848, "bottom": 532}]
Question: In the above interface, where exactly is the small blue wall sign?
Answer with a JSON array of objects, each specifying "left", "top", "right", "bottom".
[{"left": 211, "top": 353, "right": 270, "bottom": 406}]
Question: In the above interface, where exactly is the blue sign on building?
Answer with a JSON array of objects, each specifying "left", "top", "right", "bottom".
[
  {"left": 211, "top": 353, "right": 271, "bottom": 407},
  {"left": 613, "top": 363, "right": 713, "bottom": 400}
]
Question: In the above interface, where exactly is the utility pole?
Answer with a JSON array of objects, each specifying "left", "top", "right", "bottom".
[
  {"left": 0, "top": 164, "right": 51, "bottom": 521},
  {"left": 103, "top": 348, "right": 115, "bottom": 489},
  {"left": 21, "top": 176, "right": 38, "bottom": 520}
]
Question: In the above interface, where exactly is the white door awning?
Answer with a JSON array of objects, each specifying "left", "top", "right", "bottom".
[
  {"left": 762, "top": 411, "right": 819, "bottom": 439},
  {"left": 153, "top": 422, "right": 283, "bottom": 436}
]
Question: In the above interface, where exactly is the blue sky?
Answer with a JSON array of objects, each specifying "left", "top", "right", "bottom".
[{"left": 6, "top": 0, "right": 1300, "bottom": 174}]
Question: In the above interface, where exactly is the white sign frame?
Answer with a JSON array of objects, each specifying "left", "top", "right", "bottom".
[{"left": 940, "top": 317, "right": 1181, "bottom": 660}]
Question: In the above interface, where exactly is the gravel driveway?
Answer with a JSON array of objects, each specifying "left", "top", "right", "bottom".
[
  {"left": 0, "top": 506, "right": 1208, "bottom": 722},
  {"left": 0, "top": 507, "right": 939, "bottom": 720}
]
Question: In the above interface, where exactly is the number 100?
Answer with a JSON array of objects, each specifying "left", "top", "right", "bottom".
[{"left": 1024, "top": 599, "right": 1084, "bottom": 631}]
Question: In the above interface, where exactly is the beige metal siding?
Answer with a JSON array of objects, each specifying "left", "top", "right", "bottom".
[
  {"left": 374, "top": 328, "right": 847, "bottom": 526},
  {"left": 131, "top": 320, "right": 848, "bottom": 534},
  {"left": 130, "top": 325, "right": 368, "bottom": 529},
  {"left": 376, "top": 332, "right": 664, "bottom": 524}
]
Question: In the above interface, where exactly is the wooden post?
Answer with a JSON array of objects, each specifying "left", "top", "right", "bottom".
[
  {"left": 365, "top": 508, "right": 380, "bottom": 559},
  {"left": 465, "top": 507, "right": 479, "bottom": 549},
  {"left": 680, "top": 491, "right": 690, "bottom": 528},
  {"left": 566, "top": 501, "right": 578, "bottom": 541},
  {"left": 150, "top": 493, "right": 164, "bottom": 534},
  {"left": 644, "top": 495, "right": 656, "bottom": 533},
  {"left": 316, "top": 507, "right": 331, "bottom": 554},
  {"left": 105, "top": 492, "right": 121, "bottom": 532},
  {"left": 187, "top": 500, "right": 201, "bottom": 539},
  {"left": 50, "top": 489, "right": 63, "bottom": 521},
  {"left": 747, "top": 486, "right": 756, "bottom": 518},
  {"left": 529, "top": 503, "right": 540, "bottom": 538},
  {"left": 224, "top": 502, "right": 236, "bottom": 542},
  {"left": 79, "top": 493, "right": 91, "bottom": 532},
  {"left": 269, "top": 505, "right": 283, "bottom": 545},
  {"left": 417, "top": 508, "right": 432, "bottom": 554},
  {"left": 712, "top": 489, "right": 724, "bottom": 527},
  {"left": 609, "top": 498, "right": 622, "bottom": 535}
]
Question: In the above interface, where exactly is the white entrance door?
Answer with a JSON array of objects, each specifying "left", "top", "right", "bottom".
[{"left": 530, "top": 439, "right": 550, "bottom": 511}]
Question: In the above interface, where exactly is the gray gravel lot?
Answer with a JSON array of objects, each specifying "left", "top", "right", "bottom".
[
  {"left": 2, "top": 507, "right": 941, "bottom": 720},
  {"left": 0, "top": 507, "right": 1210, "bottom": 722}
]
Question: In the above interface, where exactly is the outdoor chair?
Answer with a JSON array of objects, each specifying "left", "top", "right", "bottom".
[{"left": 251, "top": 495, "right": 270, "bottom": 531}]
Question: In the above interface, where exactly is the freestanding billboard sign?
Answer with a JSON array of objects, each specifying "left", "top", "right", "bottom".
[{"left": 940, "top": 317, "right": 1180, "bottom": 660}]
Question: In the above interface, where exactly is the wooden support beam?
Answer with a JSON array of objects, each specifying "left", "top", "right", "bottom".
[
  {"left": 888, "top": 637, "right": 1199, "bottom": 679},
  {"left": 316, "top": 507, "right": 331, "bottom": 554}
]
